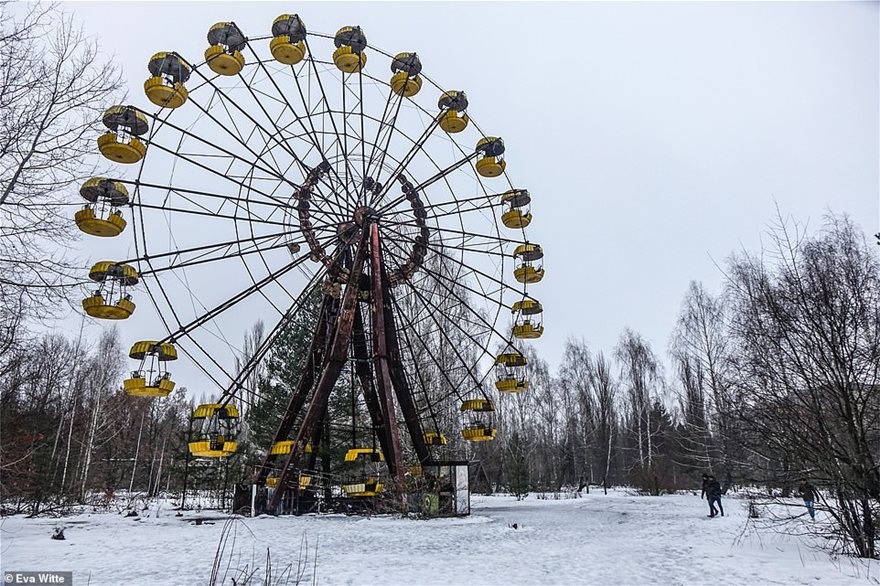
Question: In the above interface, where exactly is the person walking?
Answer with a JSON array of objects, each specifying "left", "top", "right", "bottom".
[
  {"left": 706, "top": 475, "right": 724, "bottom": 517},
  {"left": 700, "top": 474, "right": 711, "bottom": 514},
  {"left": 799, "top": 480, "right": 817, "bottom": 520}
]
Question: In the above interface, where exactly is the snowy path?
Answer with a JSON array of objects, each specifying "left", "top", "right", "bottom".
[{"left": 2, "top": 491, "right": 877, "bottom": 585}]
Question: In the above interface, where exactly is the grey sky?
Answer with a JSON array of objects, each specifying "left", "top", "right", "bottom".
[{"left": 67, "top": 1, "right": 879, "bottom": 389}]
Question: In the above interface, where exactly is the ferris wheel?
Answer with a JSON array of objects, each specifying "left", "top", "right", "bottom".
[{"left": 76, "top": 13, "right": 545, "bottom": 505}]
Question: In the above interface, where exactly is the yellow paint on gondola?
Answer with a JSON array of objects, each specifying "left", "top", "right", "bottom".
[
  {"left": 344, "top": 448, "right": 383, "bottom": 462},
  {"left": 144, "top": 77, "right": 188, "bottom": 109},
  {"left": 495, "top": 352, "right": 527, "bottom": 368},
  {"left": 205, "top": 45, "right": 244, "bottom": 76},
  {"left": 270, "top": 14, "right": 307, "bottom": 65},
  {"left": 75, "top": 208, "right": 126, "bottom": 237},
  {"left": 475, "top": 136, "right": 506, "bottom": 177},
  {"left": 512, "top": 299, "right": 543, "bottom": 315},
  {"left": 145, "top": 52, "right": 190, "bottom": 107},
  {"left": 97, "top": 106, "right": 148, "bottom": 163},
  {"left": 496, "top": 377, "right": 529, "bottom": 393},
  {"left": 83, "top": 260, "right": 138, "bottom": 319},
  {"left": 270, "top": 36, "right": 306, "bottom": 65},
  {"left": 192, "top": 403, "right": 239, "bottom": 419},
  {"left": 513, "top": 322, "right": 544, "bottom": 339},
  {"left": 342, "top": 478, "right": 384, "bottom": 497},
  {"left": 501, "top": 209, "right": 532, "bottom": 228},
  {"left": 437, "top": 91, "right": 470, "bottom": 133},
  {"left": 438, "top": 109, "right": 469, "bottom": 133},
  {"left": 82, "top": 295, "right": 135, "bottom": 320},
  {"left": 515, "top": 265, "right": 545, "bottom": 284},
  {"left": 424, "top": 432, "right": 447, "bottom": 446},
  {"left": 88, "top": 261, "right": 139, "bottom": 285},
  {"left": 500, "top": 189, "right": 531, "bottom": 208},
  {"left": 97, "top": 133, "right": 145, "bottom": 164},
  {"left": 128, "top": 341, "right": 177, "bottom": 361},
  {"left": 476, "top": 157, "right": 506, "bottom": 178},
  {"left": 461, "top": 427, "right": 496, "bottom": 441},
  {"left": 460, "top": 398, "right": 495, "bottom": 412},
  {"left": 269, "top": 440, "right": 313, "bottom": 455},
  {"left": 80, "top": 177, "right": 129, "bottom": 204},
  {"left": 333, "top": 46, "right": 367, "bottom": 73},
  {"left": 188, "top": 439, "right": 238, "bottom": 458},
  {"left": 123, "top": 376, "right": 175, "bottom": 397},
  {"left": 513, "top": 243, "right": 543, "bottom": 261},
  {"left": 266, "top": 474, "right": 311, "bottom": 489},
  {"left": 390, "top": 71, "right": 422, "bottom": 97},
  {"left": 389, "top": 52, "right": 422, "bottom": 96}
]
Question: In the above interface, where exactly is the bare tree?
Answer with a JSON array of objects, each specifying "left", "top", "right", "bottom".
[
  {"left": 727, "top": 212, "right": 880, "bottom": 558},
  {"left": 670, "top": 281, "right": 740, "bottom": 480},
  {"left": 590, "top": 351, "right": 617, "bottom": 493},
  {"left": 234, "top": 320, "right": 266, "bottom": 419},
  {"left": 0, "top": 1, "right": 123, "bottom": 348},
  {"left": 558, "top": 338, "right": 594, "bottom": 489},
  {"left": 615, "top": 329, "right": 663, "bottom": 493}
]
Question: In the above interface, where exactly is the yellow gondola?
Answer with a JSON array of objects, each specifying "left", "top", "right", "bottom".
[
  {"left": 495, "top": 350, "right": 528, "bottom": 393},
  {"left": 512, "top": 298, "right": 544, "bottom": 339},
  {"left": 461, "top": 427, "right": 497, "bottom": 441},
  {"left": 270, "top": 14, "right": 307, "bottom": 65},
  {"left": 495, "top": 351, "right": 527, "bottom": 368},
  {"left": 333, "top": 26, "right": 367, "bottom": 73},
  {"left": 82, "top": 261, "right": 138, "bottom": 320},
  {"left": 437, "top": 91, "right": 469, "bottom": 133},
  {"left": 269, "top": 440, "right": 313, "bottom": 455},
  {"left": 144, "top": 52, "right": 191, "bottom": 108},
  {"left": 344, "top": 447, "right": 383, "bottom": 462},
  {"left": 97, "top": 105, "right": 148, "bottom": 164},
  {"left": 123, "top": 341, "right": 177, "bottom": 397},
  {"left": 496, "top": 377, "right": 529, "bottom": 393},
  {"left": 513, "top": 242, "right": 545, "bottom": 284},
  {"left": 390, "top": 52, "right": 422, "bottom": 97},
  {"left": 460, "top": 398, "right": 496, "bottom": 442},
  {"left": 205, "top": 22, "right": 246, "bottom": 76},
  {"left": 342, "top": 447, "right": 384, "bottom": 496},
  {"left": 188, "top": 403, "right": 239, "bottom": 457},
  {"left": 500, "top": 189, "right": 532, "bottom": 229},
  {"left": 424, "top": 431, "right": 447, "bottom": 446},
  {"left": 475, "top": 136, "right": 506, "bottom": 178},
  {"left": 266, "top": 474, "right": 312, "bottom": 490},
  {"left": 75, "top": 178, "right": 129, "bottom": 237},
  {"left": 342, "top": 478, "right": 384, "bottom": 497}
]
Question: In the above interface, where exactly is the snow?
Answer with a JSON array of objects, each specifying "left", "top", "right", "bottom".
[{"left": 2, "top": 491, "right": 877, "bottom": 585}]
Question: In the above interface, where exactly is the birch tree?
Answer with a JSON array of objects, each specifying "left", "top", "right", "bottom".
[{"left": 0, "top": 1, "right": 123, "bottom": 349}]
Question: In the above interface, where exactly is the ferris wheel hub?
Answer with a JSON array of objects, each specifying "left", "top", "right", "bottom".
[{"left": 353, "top": 205, "right": 379, "bottom": 227}]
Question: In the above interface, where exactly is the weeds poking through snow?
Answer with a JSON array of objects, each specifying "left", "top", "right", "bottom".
[{"left": 209, "top": 517, "right": 316, "bottom": 585}]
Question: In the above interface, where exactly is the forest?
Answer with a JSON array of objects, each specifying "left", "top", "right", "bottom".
[{"left": 3, "top": 212, "right": 878, "bottom": 556}]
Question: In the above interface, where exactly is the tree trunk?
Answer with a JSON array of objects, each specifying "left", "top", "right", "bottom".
[
  {"left": 129, "top": 409, "right": 146, "bottom": 494},
  {"left": 80, "top": 389, "right": 103, "bottom": 500},
  {"left": 60, "top": 401, "right": 76, "bottom": 496}
]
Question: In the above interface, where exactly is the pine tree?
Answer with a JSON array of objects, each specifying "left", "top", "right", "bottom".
[
  {"left": 505, "top": 430, "right": 531, "bottom": 499},
  {"left": 246, "top": 287, "right": 323, "bottom": 451}
]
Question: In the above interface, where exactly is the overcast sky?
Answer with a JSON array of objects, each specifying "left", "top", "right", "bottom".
[{"left": 65, "top": 1, "right": 879, "bottom": 385}]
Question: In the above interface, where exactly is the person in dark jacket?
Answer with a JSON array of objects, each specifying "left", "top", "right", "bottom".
[
  {"left": 799, "top": 481, "right": 817, "bottom": 520},
  {"left": 706, "top": 476, "right": 724, "bottom": 517},
  {"left": 700, "top": 474, "right": 712, "bottom": 515}
]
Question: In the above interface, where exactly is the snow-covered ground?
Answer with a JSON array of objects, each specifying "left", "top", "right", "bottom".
[{"left": 2, "top": 491, "right": 877, "bottom": 585}]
